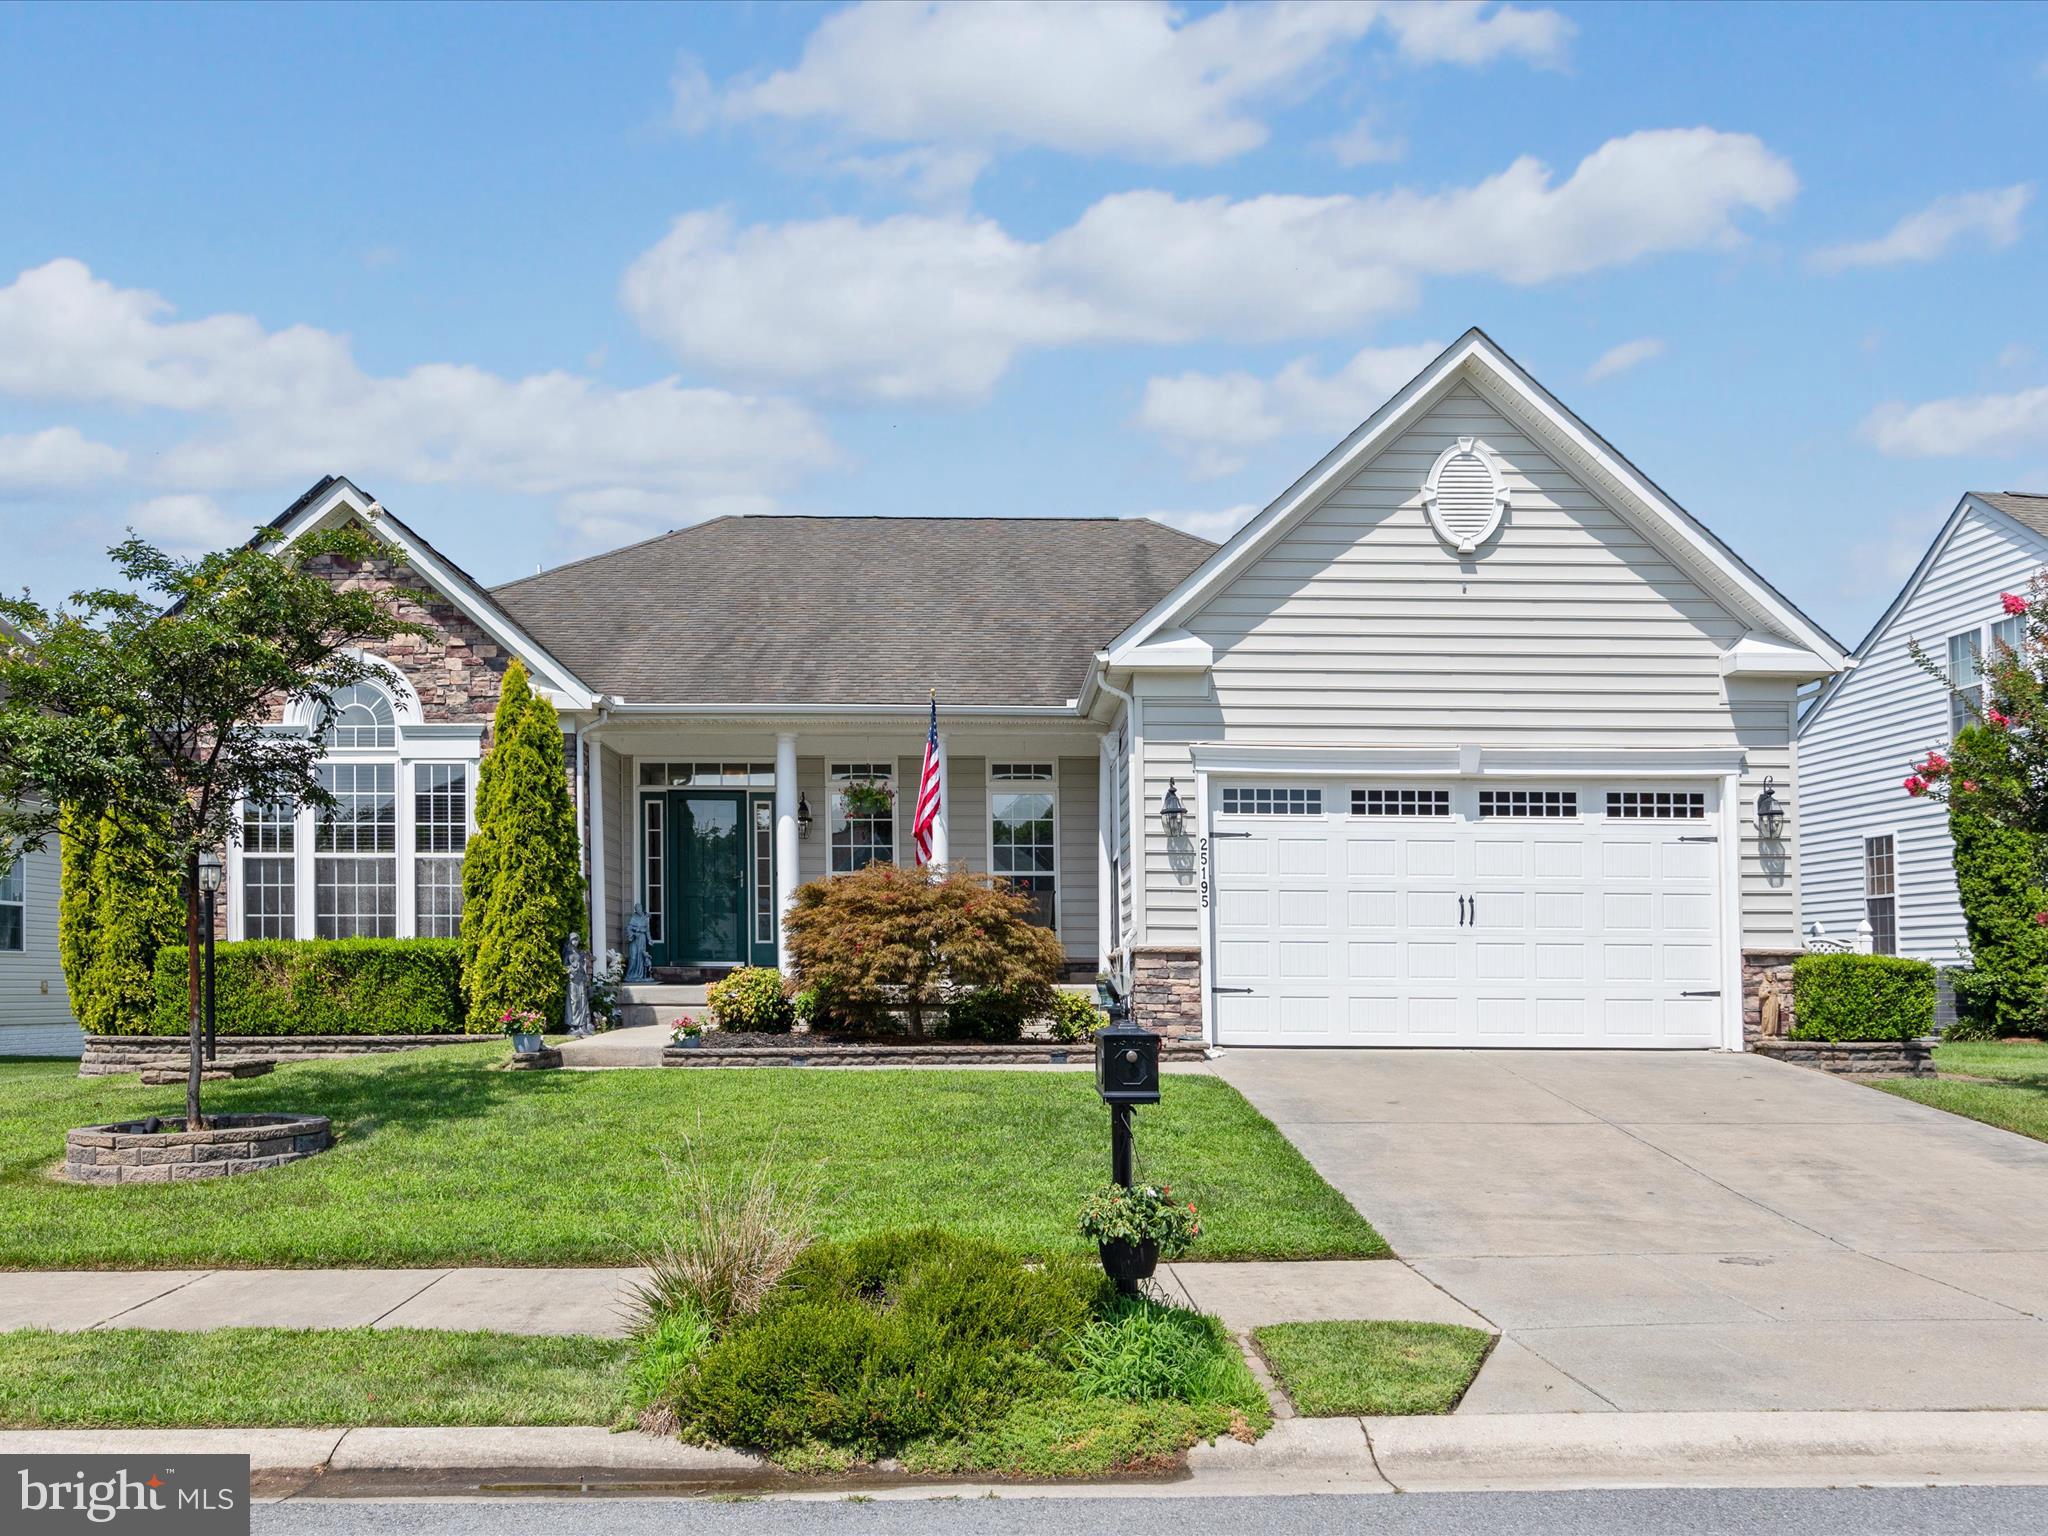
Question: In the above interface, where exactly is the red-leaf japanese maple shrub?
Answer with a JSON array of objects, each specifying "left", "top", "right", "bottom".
[{"left": 781, "top": 862, "right": 1064, "bottom": 1036}]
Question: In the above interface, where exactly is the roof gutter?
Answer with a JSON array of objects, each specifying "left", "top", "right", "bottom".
[{"left": 600, "top": 701, "right": 1084, "bottom": 718}]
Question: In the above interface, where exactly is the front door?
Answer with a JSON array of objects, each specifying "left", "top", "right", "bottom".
[{"left": 660, "top": 789, "right": 778, "bottom": 970}]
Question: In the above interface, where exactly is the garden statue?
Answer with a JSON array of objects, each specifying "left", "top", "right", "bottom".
[
  {"left": 624, "top": 901, "right": 653, "bottom": 982},
  {"left": 563, "top": 934, "right": 593, "bottom": 1037}
]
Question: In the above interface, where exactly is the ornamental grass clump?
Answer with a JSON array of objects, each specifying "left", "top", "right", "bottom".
[
  {"left": 1067, "top": 1296, "right": 1263, "bottom": 1410},
  {"left": 626, "top": 1131, "right": 819, "bottom": 1339}
]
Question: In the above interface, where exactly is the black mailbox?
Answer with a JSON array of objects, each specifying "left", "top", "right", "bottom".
[{"left": 1094, "top": 1016, "right": 1160, "bottom": 1106}]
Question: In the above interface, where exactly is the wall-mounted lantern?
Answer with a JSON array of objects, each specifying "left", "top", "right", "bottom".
[
  {"left": 1160, "top": 778, "right": 1187, "bottom": 838},
  {"left": 796, "top": 790, "right": 813, "bottom": 840},
  {"left": 1756, "top": 775, "right": 1787, "bottom": 840}
]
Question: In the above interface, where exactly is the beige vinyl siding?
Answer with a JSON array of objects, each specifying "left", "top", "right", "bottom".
[
  {"left": 1059, "top": 755, "right": 1099, "bottom": 965},
  {"left": 0, "top": 832, "right": 80, "bottom": 1056},
  {"left": 1799, "top": 504, "right": 2045, "bottom": 963},
  {"left": 797, "top": 756, "right": 829, "bottom": 885},
  {"left": 948, "top": 755, "right": 987, "bottom": 871},
  {"left": 1141, "top": 377, "right": 1801, "bottom": 950},
  {"left": 599, "top": 744, "right": 626, "bottom": 954}
]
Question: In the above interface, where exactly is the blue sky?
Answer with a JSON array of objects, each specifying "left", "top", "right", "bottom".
[{"left": 0, "top": 0, "right": 2042, "bottom": 646}]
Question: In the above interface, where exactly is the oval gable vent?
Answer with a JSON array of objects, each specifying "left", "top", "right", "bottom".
[{"left": 1423, "top": 437, "right": 1509, "bottom": 554}]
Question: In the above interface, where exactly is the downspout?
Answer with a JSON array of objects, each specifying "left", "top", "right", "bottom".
[
  {"left": 575, "top": 698, "right": 615, "bottom": 955},
  {"left": 1093, "top": 659, "right": 1137, "bottom": 996}
]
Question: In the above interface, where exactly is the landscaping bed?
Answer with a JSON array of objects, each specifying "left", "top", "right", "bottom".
[
  {"left": 663, "top": 1034, "right": 1206, "bottom": 1068},
  {"left": 0, "top": 1328, "right": 627, "bottom": 1428},
  {"left": 0, "top": 1047, "right": 1387, "bottom": 1268}
]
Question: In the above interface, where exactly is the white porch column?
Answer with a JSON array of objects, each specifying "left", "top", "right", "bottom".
[
  {"left": 775, "top": 731, "right": 800, "bottom": 974},
  {"left": 930, "top": 732, "right": 950, "bottom": 865},
  {"left": 587, "top": 735, "right": 606, "bottom": 956}
]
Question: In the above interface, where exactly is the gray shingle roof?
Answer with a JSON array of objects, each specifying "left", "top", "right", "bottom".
[
  {"left": 490, "top": 516, "right": 1217, "bottom": 707},
  {"left": 1977, "top": 491, "right": 2048, "bottom": 539}
]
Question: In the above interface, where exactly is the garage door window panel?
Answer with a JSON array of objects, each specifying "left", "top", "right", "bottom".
[{"left": 1478, "top": 789, "right": 1578, "bottom": 818}]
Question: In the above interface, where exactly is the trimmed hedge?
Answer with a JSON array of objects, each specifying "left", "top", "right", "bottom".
[
  {"left": 1791, "top": 953, "right": 1937, "bottom": 1043},
  {"left": 142, "top": 938, "right": 464, "bottom": 1037}
]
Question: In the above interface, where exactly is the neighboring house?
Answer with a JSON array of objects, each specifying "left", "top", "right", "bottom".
[
  {"left": 0, "top": 616, "right": 82, "bottom": 1057},
  {"left": 226, "top": 329, "right": 1844, "bottom": 1051},
  {"left": 1798, "top": 491, "right": 2048, "bottom": 970}
]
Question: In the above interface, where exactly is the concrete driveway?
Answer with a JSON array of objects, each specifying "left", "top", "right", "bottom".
[{"left": 1214, "top": 1049, "right": 2048, "bottom": 1413}]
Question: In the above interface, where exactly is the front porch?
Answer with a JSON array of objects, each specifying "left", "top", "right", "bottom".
[{"left": 576, "top": 713, "right": 1112, "bottom": 986}]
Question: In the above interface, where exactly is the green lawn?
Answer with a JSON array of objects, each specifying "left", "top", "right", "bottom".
[
  {"left": 1876, "top": 1038, "right": 2048, "bottom": 1144},
  {"left": 0, "top": 1328, "right": 627, "bottom": 1428},
  {"left": 1251, "top": 1320, "right": 1495, "bottom": 1417},
  {"left": 0, "top": 1045, "right": 1385, "bottom": 1267}
]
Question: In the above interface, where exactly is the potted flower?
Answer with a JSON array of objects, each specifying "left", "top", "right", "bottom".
[
  {"left": 1078, "top": 1182, "right": 1201, "bottom": 1292},
  {"left": 670, "top": 1015, "right": 703, "bottom": 1049},
  {"left": 841, "top": 778, "right": 894, "bottom": 818},
  {"left": 501, "top": 1008, "right": 546, "bottom": 1055}
]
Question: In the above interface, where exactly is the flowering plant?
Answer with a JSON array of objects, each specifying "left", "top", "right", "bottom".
[
  {"left": 670, "top": 1014, "right": 703, "bottom": 1043},
  {"left": 499, "top": 1008, "right": 544, "bottom": 1037},
  {"left": 841, "top": 778, "right": 894, "bottom": 818},
  {"left": 1077, "top": 1182, "right": 1201, "bottom": 1256},
  {"left": 1905, "top": 579, "right": 2047, "bottom": 827}
]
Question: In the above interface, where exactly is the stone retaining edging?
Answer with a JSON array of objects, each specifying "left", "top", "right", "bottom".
[
  {"left": 63, "top": 1112, "right": 333, "bottom": 1184},
  {"left": 663, "top": 1036, "right": 1209, "bottom": 1068},
  {"left": 80, "top": 1034, "right": 472, "bottom": 1076},
  {"left": 1753, "top": 1037, "right": 1937, "bottom": 1078}
]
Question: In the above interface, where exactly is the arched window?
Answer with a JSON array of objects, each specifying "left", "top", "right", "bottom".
[{"left": 324, "top": 682, "right": 396, "bottom": 749}]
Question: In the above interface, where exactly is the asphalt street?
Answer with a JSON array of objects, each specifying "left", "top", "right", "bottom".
[{"left": 254, "top": 1486, "right": 2048, "bottom": 1535}]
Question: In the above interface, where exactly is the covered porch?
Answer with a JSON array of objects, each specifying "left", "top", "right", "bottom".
[{"left": 578, "top": 710, "right": 1112, "bottom": 982}]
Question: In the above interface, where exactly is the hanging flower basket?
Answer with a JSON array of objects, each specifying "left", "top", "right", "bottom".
[{"left": 842, "top": 779, "right": 894, "bottom": 818}]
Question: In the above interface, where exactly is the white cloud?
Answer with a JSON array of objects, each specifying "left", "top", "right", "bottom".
[
  {"left": 708, "top": 1, "right": 1568, "bottom": 173},
  {"left": 1327, "top": 115, "right": 1406, "bottom": 167},
  {"left": 625, "top": 129, "right": 1796, "bottom": 402},
  {"left": 0, "top": 259, "right": 837, "bottom": 544},
  {"left": 1138, "top": 343, "right": 1443, "bottom": 476},
  {"left": 1134, "top": 503, "right": 1259, "bottom": 543},
  {"left": 832, "top": 145, "right": 990, "bottom": 205},
  {"left": 1811, "top": 184, "right": 2032, "bottom": 272},
  {"left": 1586, "top": 336, "right": 1666, "bottom": 382},
  {"left": 0, "top": 426, "right": 128, "bottom": 492},
  {"left": 127, "top": 493, "right": 247, "bottom": 555},
  {"left": 1865, "top": 383, "right": 2048, "bottom": 458}
]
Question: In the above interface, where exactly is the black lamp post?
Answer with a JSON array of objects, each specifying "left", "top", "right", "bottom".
[{"left": 196, "top": 848, "right": 223, "bottom": 1063}]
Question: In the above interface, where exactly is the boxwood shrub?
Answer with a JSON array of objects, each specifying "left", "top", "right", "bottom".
[
  {"left": 1790, "top": 953, "right": 1937, "bottom": 1043},
  {"left": 140, "top": 938, "right": 464, "bottom": 1036}
]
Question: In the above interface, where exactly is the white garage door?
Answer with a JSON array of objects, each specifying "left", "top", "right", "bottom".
[{"left": 1210, "top": 781, "right": 1723, "bottom": 1048}]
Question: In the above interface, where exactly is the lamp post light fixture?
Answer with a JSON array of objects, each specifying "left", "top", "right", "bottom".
[
  {"left": 196, "top": 848, "right": 224, "bottom": 1063},
  {"left": 1756, "top": 775, "right": 1787, "bottom": 841},
  {"left": 1160, "top": 778, "right": 1187, "bottom": 838},
  {"left": 795, "top": 790, "right": 813, "bottom": 840}
]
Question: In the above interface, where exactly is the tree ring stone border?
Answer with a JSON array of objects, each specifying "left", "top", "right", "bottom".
[{"left": 61, "top": 1112, "right": 333, "bottom": 1184}]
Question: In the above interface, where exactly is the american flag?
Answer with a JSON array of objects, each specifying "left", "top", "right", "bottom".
[{"left": 913, "top": 694, "right": 942, "bottom": 866}]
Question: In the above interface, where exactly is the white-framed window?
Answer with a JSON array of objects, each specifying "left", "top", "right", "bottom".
[
  {"left": 1353, "top": 787, "right": 1451, "bottom": 817},
  {"left": 642, "top": 796, "right": 665, "bottom": 945},
  {"left": 830, "top": 762, "right": 895, "bottom": 873},
  {"left": 1947, "top": 629, "right": 1982, "bottom": 737},
  {"left": 1864, "top": 833, "right": 1897, "bottom": 956},
  {"left": 1478, "top": 788, "right": 1578, "bottom": 818},
  {"left": 1606, "top": 789, "right": 1706, "bottom": 819},
  {"left": 1219, "top": 786, "right": 1322, "bottom": 815},
  {"left": 314, "top": 762, "right": 398, "bottom": 938},
  {"left": 413, "top": 763, "right": 468, "bottom": 939},
  {"left": 638, "top": 761, "right": 774, "bottom": 788},
  {"left": 241, "top": 799, "right": 297, "bottom": 940},
  {"left": 0, "top": 851, "right": 23, "bottom": 952},
  {"left": 325, "top": 681, "right": 396, "bottom": 749},
  {"left": 991, "top": 762, "right": 1056, "bottom": 928}
]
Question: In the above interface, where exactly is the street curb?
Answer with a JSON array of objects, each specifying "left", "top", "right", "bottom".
[{"left": 8, "top": 1412, "right": 2048, "bottom": 1498}]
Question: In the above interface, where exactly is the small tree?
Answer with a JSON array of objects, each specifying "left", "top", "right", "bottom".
[
  {"left": 459, "top": 658, "right": 585, "bottom": 1031},
  {"left": 0, "top": 528, "right": 417, "bottom": 1127},
  {"left": 782, "top": 862, "right": 1065, "bottom": 1035}
]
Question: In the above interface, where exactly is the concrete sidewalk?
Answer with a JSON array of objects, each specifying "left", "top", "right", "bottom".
[
  {"left": 10, "top": 1412, "right": 2048, "bottom": 1499},
  {"left": 0, "top": 1260, "right": 1475, "bottom": 1342}
]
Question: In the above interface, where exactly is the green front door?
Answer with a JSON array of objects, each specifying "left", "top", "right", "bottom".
[{"left": 673, "top": 791, "right": 746, "bottom": 966}]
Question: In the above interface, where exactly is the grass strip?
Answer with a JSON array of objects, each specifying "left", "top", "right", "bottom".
[{"left": 1252, "top": 1319, "right": 1494, "bottom": 1417}]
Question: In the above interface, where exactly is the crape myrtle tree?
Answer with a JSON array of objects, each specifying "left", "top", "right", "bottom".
[
  {"left": 0, "top": 528, "right": 417, "bottom": 1127},
  {"left": 1906, "top": 581, "right": 2048, "bottom": 1034}
]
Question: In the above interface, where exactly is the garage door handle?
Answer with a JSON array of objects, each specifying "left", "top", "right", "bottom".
[
  {"left": 1680, "top": 990, "right": 1721, "bottom": 998},
  {"left": 1212, "top": 986, "right": 1254, "bottom": 995},
  {"left": 1678, "top": 835, "right": 1718, "bottom": 843},
  {"left": 1211, "top": 831, "right": 1252, "bottom": 839},
  {"left": 1458, "top": 895, "right": 1467, "bottom": 926}
]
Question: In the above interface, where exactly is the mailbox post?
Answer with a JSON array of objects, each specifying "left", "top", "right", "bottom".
[{"left": 1094, "top": 1004, "right": 1161, "bottom": 1189}]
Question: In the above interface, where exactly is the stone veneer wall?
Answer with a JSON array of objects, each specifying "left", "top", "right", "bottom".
[
  {"left": 1742, "top": 947, "right": 1802, "bottom": 1049},
  {"left": 1130, "top": 947, "right": 1204, "bottom": 1041},
  {"left": 80, "top": 1034, "right": 471, "bottom": 1076}
]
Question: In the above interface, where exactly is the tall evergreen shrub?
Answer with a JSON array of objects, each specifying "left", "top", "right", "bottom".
[
  {"left": 459, "top": 659, "right": 586, "bottom": 1030},
  {"left": 1946, "top": 724, "right": 2048, "bottom": 1038},
  {"left": 57, "top": 804, "right": 183, "bottom": 1034}
]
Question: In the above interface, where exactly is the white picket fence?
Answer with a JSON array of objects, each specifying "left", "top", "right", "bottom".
[{"left": 1804, "top": 920, "right": 1874, "bottom": 955}]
